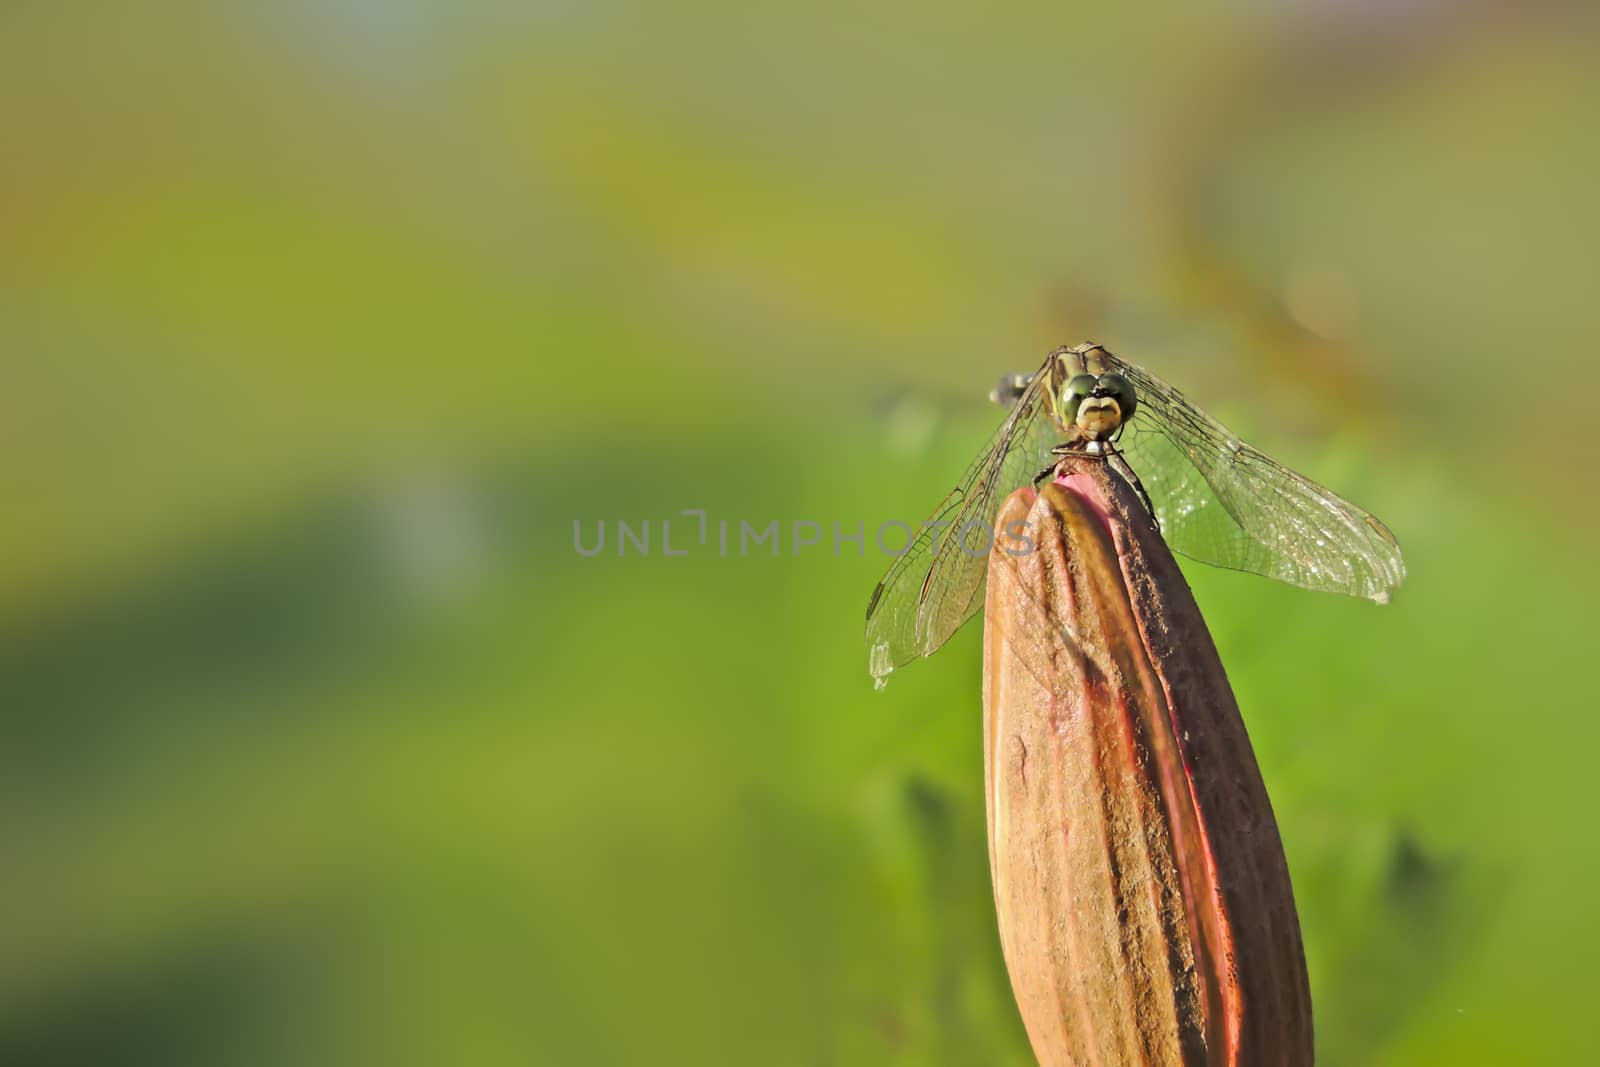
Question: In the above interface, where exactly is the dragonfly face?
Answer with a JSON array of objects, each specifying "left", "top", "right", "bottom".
[
  {"left": 1046, "top": 344, "right": 1138, "bottom": 442},
  {"left": 1056, "top": 372, "right": 1138, "bottom": 440},
  {"left": 867, "top": 341, "right": 1406, "bottom": 683}
]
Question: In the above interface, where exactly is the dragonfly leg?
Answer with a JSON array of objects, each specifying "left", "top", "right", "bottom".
[
  {"left": 1107, "top": 446, "right": 1158, "bottom": 529},
  {"left": 1032, "top": 462, "right": 1060, "bottom": 488},
  {"left": 1133, "top": 476, "right": 1158, "bottom": 529}
]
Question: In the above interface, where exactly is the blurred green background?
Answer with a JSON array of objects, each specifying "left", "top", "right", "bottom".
[{"left": 3, "top": 3, "right": 1597, "bottom": 1065}]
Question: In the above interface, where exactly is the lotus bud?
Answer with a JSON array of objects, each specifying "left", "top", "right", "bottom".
[{"left": 983, "top": 456, "right": 1313, "bottom": 1066}]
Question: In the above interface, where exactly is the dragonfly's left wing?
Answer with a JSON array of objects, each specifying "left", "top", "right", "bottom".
[
  {"left": 1107, "top": 353, "right": 1406, "bottom": 603},
  {"left": 865, "top": 360, "right": 1060, "bottom": 681}
]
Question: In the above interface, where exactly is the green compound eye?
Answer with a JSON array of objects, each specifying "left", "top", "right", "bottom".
[
  {"left": 1060, "top": 374, "right": 1099, "bottom": 421},
  {"left": 1097, "top": 373, "right": 1137, "bottom": 422}
]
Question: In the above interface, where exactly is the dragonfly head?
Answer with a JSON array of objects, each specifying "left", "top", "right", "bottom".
[{"left": 1060, "top": 372, "right": 1137, "bottom": 440}]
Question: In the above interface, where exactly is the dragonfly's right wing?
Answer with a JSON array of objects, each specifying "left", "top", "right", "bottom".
[
  {"left": 1108, "top": 354, "right": 1406, "bottom": 603},
  {"left": 866, "top": 362, "right": 1060, "bottom": 681}
]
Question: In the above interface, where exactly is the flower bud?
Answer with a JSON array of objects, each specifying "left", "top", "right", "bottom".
[{"left": 983, "top": 457, "right": 1313, "bottom": 1066}]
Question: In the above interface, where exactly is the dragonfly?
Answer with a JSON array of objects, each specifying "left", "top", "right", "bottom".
[{"left": 865, "top": 342, "right": 1405, "bottom": 683}]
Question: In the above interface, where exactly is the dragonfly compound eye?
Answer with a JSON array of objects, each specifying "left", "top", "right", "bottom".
[
  {"left": 1095, "top": 373, "right": 1137, "bottom": 423},
  {"left": 1061, "top": 374, "right": 1099, "bottom": 421}
]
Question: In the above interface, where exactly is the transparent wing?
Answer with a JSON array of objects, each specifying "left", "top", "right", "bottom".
[
  {"left": 1106, "top": 353, "right": 1405, "bottom": 602},
  {"left": 866, "top": 363, "right": 1062, "bottom": 680}
]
